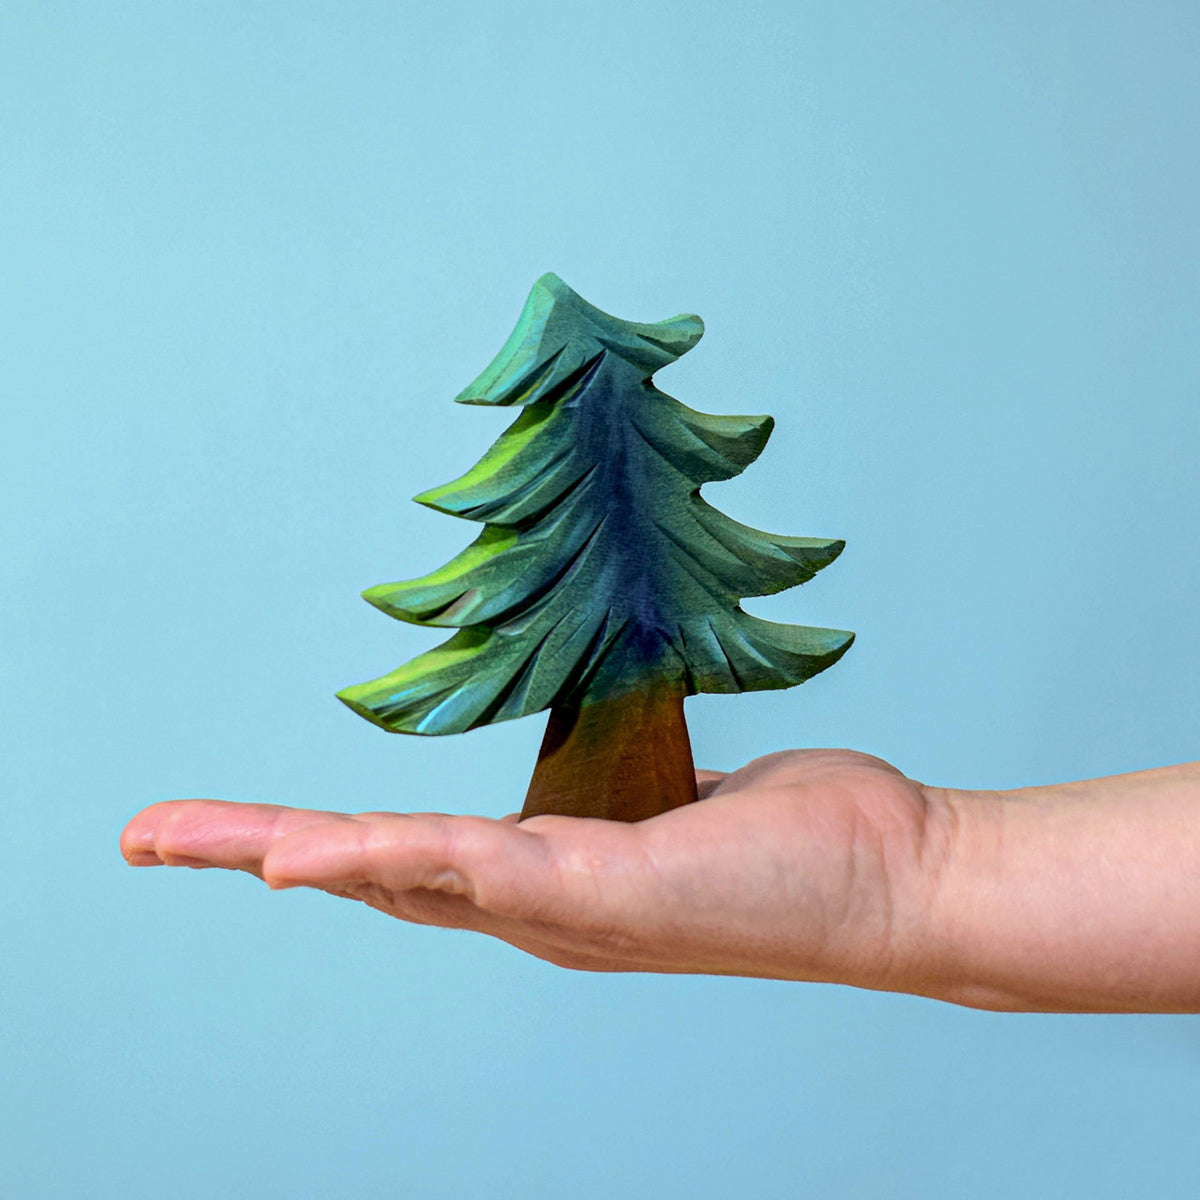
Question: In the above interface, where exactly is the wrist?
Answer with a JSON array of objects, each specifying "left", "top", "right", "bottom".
[
  {"left": 829, "top": 782, "right": 1005, "bottom": 1008},
  {"left": 902, "top": 784, "right": 1033, "bottom": 1010},
  {"left": 904, "top": 770, "right": 1200, "bottom": 1012}
]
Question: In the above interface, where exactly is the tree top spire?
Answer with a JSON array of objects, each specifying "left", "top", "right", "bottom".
[{"left": 455, "top": 272, "right": 705, "bottom": 407}]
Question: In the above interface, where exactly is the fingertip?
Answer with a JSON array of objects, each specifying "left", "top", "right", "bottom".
[
  {"left": 260, "top": 843, "right": 305, "bottom": 890},
  {"left": 120, "top": 812, "right": 160, "bottom": 857},
  {"left": 120, "top": 798, "right": 205, "bottom": 857},
  {"left": 261, "top": 819, "right": 361, "bottom": 889}
]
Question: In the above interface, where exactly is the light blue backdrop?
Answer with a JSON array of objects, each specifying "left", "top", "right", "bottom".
[{"left": 4, "top": 2, "right": 1199, "bottom": 1196}]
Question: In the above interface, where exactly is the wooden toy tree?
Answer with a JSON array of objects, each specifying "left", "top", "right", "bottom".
[{"left": 338, "top": 274, "right": 853, "bottom": 821}]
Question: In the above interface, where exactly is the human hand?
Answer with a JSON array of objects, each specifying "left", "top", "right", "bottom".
[
  {"left": 121, "top": 752, "right": 1200, "bottom": 1011},
  {"left": 120, "top": 749, "right": 945, "bottom": 994}
]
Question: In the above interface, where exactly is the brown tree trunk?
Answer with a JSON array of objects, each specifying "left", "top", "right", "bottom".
[{"left": 521, "top": 686, "right": 699, "bottom": 821}]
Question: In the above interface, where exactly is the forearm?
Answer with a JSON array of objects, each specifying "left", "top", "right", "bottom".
[{"left": 912, "top": 761, "right": 1200, "bottom": 1012}]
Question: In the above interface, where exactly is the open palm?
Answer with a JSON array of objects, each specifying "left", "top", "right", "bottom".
[{"left": 121, "top": 749, "right": 937, "bottom": 988}]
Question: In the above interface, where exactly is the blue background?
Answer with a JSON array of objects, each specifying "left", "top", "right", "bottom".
[{"left": 4, "top": 2, "right": 1199, "bottom": 1196}]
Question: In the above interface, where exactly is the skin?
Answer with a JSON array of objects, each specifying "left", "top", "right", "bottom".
[{"left": 120, "top": 750, "right": 1200, "bottom": 1013}]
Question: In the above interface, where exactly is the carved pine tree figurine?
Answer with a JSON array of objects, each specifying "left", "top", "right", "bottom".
[{"left": 338, "top": 274, "right": 853, "bottom": 821}]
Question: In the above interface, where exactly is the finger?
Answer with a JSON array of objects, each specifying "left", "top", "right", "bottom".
[
  {"left": 261, "top": 813, "right": 557, "bottom": 910},
  {"left": 264, "top": 810, "right": 658, "bottom": 935},
  {"left": 263, "top": 812, "right": 693, "bottom": 971},
  {"left": 373, "top": 886, "right": 695, "bottom": 975},
  {"left": 121, "top": 799, "right": 359, "bottom": 877},
  {"left": 310, "top": 860, "right": 659, "bottom": 973},
  {"left": 333, "top": 879, "right": 644, "bottom": 973}
]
